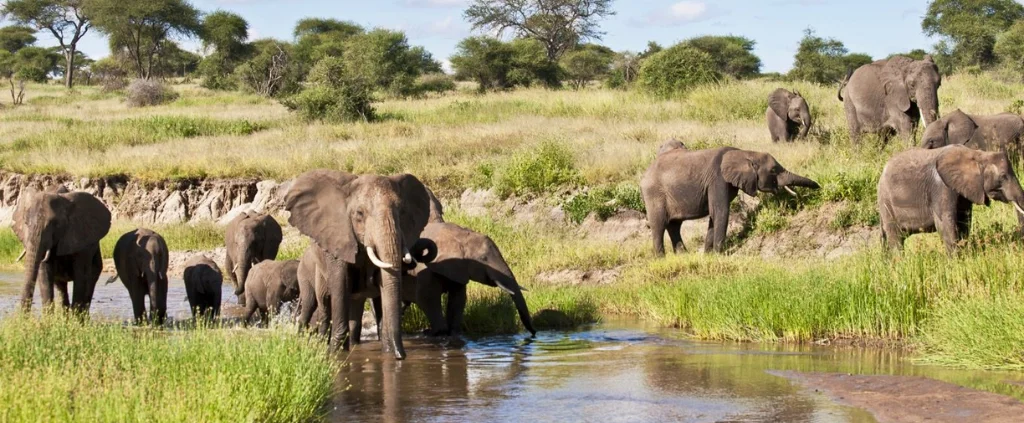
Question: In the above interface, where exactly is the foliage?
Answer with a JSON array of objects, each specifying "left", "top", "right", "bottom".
[
  {"left": 341, "top": 28, "right": 439, "bottom": 97},
  {"left": 492, "top": 141, "right": 582, "bottom": 197},
  {"left": 0, "top": 25, "right": 37, "bottom": 53},
  {"left": 233, "top": 39, "right": 299, "bottom": 98},
  {"left": 89, "top": 56, "right": 127, "bottom": 91},
  {"left": 922, "top": 0, "right": 1024, "bottom": 69},
  {"left": 282, "top": 56, "right": 375, "bottom": 122},
  {"left": 6, "top": 46, "right": 60, "bottom": 83},
  {"left": 563, "top": 184, "right": 645, "bottom": 223},
  {"left": 292, "top": 18, "right": 363, "bottom": 71},
  {"left": 86, "top": 0, "right": 201, "bottom": 79},
  {"left": 411, "top": 73, "right": 456, "bottom": 96},
  {"left": 198, "top": 10, "right": 249, "bottom": 90},
  {"left": 451, "top": 36, "right": 558, "bottom": 91},
  {"left": 125, "top": 78, "right": 178, "bottom": 107},
  {"left": 1, "top": 0, "right": 92, "bottom": 87},
  {"left": 790, "top": 28, "right": 871, "bottom": 84},
  {"left": 994, "top": 20, "right": 1024, "bottom": 76},
  {"left": 682, "top": 35, "right": 762, "bottom": 79},
  {"left": 464, "top": 0, "right": 615, "bottom": 61},
  {"left": 560, "top": 43, "right": 614, "bottom": 89},
  {"left": 637, "top": 44, "right": 720, "bottom": 98}
]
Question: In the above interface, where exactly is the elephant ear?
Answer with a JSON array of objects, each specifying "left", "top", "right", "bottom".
[
  {"left": 882, "top": 62, "right": 911, "bottom": 112},
  {"left": 425, "top": 186, "right": 444, "bottom": 223},
  {"left": 11, "top": 187, "right": 38, "bottom": 244},
  {"left": 260, "top": 215, "right": 283, "bottom": 260},
  {"left": 721, "top": 150, "right": 758, "bottom": 196},
  {"left": 944, "top": 109, "right": 978, "bottom": 146},
  {"left": 285, "top": 170, "right": 359, "bottom": 264},
  {"left": 390, "top": 174, "right": 431, "bottom": 245},
  {"left": 768, "top": 88, "right": 790, "bottom": 120},
  {"left": 56, "top": 192, "right": 111, "bottom": 256},
  {"left": 937, "top": 147, "right": 987, "bottom": 205}
]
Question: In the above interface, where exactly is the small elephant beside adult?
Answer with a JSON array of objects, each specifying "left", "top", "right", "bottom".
[
  {"left": 109, "top": 228, "right": 170, "bottom": 324},
  {"left": 183, "top": 255, "right": 223, "bottom": 319},
  {"left": 766, "top": 88, "right": 811, "bottom": 142},
  {"left": 13, "top": 185, "right": 111, "bottom": 313},
  {"left": 878, "top": 145, "right": 1024, "bottom": 252},
  {"left": 641, "top": 146, "right": 820, "bottom": 255},
  {"left": 224, "top": 211, "right": 282, "bottom": 307},
  {"left": 243, "top": 259, "right": 300, "bottom": 326},
  {"left": 839, "top": 55, "right": 942, "bottom": 143},
  {"left": 920, "top": 109, "right": 1024, "bottom": 158}
]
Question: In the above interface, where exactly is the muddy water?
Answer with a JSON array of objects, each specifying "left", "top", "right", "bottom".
[{"left": 2, "top": 273, "right": 1024, "bottom": 422}]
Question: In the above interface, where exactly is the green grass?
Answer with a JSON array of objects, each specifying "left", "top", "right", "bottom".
[{"left": 0, "top": 315, "right": 336, "bottom": 422}]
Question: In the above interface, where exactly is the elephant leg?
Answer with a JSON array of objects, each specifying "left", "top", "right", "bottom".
[
  {"left": 55, "top": 281, "right": 70, "bottom": 309},
  {"left": 329, "top": 273, "right": 350, "bottom": 352},
  {"left": 844, "top": 101, "right": 861, "bottom": 145},
  {"left": 935, "top": 213, "right": 961, "bottom": 253},
  {"left": 703, "top": 219, "right": 715, "bottom": 253},
  {"left": 126, "top": 279, "right": 146, "bottom": 324},
  {"left": 80, "top": 249, "right": 102, "bottom": 312},
  {"left": 371, "top": 297, "right": 384, "bottom": 341},
  {"left": 955, "top": 204, "right": 973, "bottom": 243},
  {"left": 445, "top": 284, "right": 467, "bottom": 337},
  {"left": 711, "top": 209, "right": 730, "bottom": 253},
  {"left": 348, "top": 298, "right": 365, "bottom": 345},
  {"left": 146, "top": 274, "right": 165, "bottom": 326},
  {"left": 243, "top": 298, "right": 258, "bottom": 327},
  {"left": 667, "top": 220, "right": 686, "bottom": 254},
  {"left": 415, "top": 269, "right": 448, "bottom": 336},
  {"left": 648, "top": 212, "right": 667, "bottom": 257},
  {"left": 37, "top": 262, "right": 55, "bottom": 310},
  {"left": 298, "top": 289, "right": 318, "bottom": 331}
]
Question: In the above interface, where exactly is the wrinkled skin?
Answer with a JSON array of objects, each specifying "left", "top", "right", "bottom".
[
  {"left": 921, "top": 109, "right": 1024, "bottom": 157},
  {"left": 641, "top": 147, "right": 820, "bottom": 255},
  {"left": 183, "top": 255, "right": 222, "bottom": 320},
  {"left": 286, "top": 170, "right": 434, "bottom": 359},
  {"left": 766, "top": 88, "right": 812, "bottom": 142},
  {"left": 879, "top": 145, "right": 1024, "bottom": 252},
  {"left": 13, "top": 185, "right": 111, "bottom": 313},
  {"left": 243, "top": 259, "right": 300, "bottom": 326},
  {"left": 656, "top": 139, "right": 687, "bottom": 155},
  {"left": 839, "top": 55, "right": 941, "bottom": 144},
  {"left": 111, "top": 228, "right": 169, "bottom": 325},
  {"left": 224, "top": 212, "right": 282, "bottom": 307}
]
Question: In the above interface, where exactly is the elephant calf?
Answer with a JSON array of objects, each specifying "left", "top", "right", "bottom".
[
  {"left": 224, "top": 211, "right": 283, "bottom": 307},
  {"left": 183, "top": 255, "right": 223, "bottom": 320},
  {"left": 878, "top": 145, "right": 1024, "bottom": 252},
  {"left": 766, "top": 88, "right": 811, "bottom": 142},
  {"left": 243, "top": 259, "right": 301, "bottom": 326},
  {"left": 921, "top": 109, "right": 1024, "bottom": 158},
  {"left": 641, "top": 146, "right": 819, "bottom": 255},
  {"left": 110, "top": 228, "right": 169, "bottom": 325}
]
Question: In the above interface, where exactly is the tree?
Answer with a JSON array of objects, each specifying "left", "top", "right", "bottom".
[
  {"left": 682, "top": 35, "right": 761, "bottom": 79},
  {"left": 560, "top": 44, "right": 614, "bottom": 89},
  {"left": 922, "top": 0, "right": 1024, "bottom": 69},
  {"left": 342, "top": 29, "right": 441, "bottom": 97},
  {"left": 450, "top": 36, "right": 512, "bottom": 91},
  {"left": 293, "top": 18, "right": 363, "bottom": 67},
  {"left": 464, "top": 0, "right": 615, "bottom": 61},
  {"left": 889, "top": 49, "right": 930, "bottom": 61},
  {"left": 234, "top": 39, "right": 299, "bottom": 97},
  {"left": 1, "top": 0, "right": 92, "bottom": 88},
  {"left": 0, "top": 25, "right": 37, "bottom": 53},
  {"left": 87, "top": 0, "right": 201, "bottom": 79},
  {"left": 637, "top": 44, "right": 719, "bottom": 98},
  {"left": 52, "top": 48, "right": 90, "bottom": 81},
  {"left": 198, "top": 10, "right": 249, "bottom": 89},
  {"left": 789, "top": 29, "right": 869, "bottom": 84},
  {"left": 0, "top": 46, "right": 60, "bottom": 104}
]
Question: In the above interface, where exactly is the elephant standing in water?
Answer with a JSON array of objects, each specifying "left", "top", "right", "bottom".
[
  {"left": 183, "top": 255, "right": 223, "bottom": 319},
  {"left": 286, "top": 170, "right": 435, "bottom": 358},
  {"left": 224, "top": 212, "right": 282, "bottom": 307},
  {"left": 766, "top": 88, "right": 811, "bottom": 142},
  {"left": 243, "top": 259, "right": 300, "bottom": 326},
  {"left": 920, "top": 109, "right": 1024, "bottom": 157},
  {"left": 109, "top": 229, "right": 170, "bottom": 324},
  {"left": 839, "top": 55, "right": 941, "bottom": 144},
  {"left": 641, "top": 147, "right": 819, "bottom": 255},
  {"left": 878, "top": 145, "right": 1024, "bottom": 252},
  {"left": 13, "top": 185, "right": 111, "bottom": 313}
]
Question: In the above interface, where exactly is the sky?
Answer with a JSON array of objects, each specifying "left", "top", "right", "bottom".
[{"left": 15, "top": 0, "right": 949, "bottom": 73}]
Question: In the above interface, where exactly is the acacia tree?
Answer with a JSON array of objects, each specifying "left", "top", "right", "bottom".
[
  {"left": 198, "top": 10, "right": 249, "bottom": 89},
  {"left": 0, "top": 26, "right": 37, "bottom": 53},
  {"left": 789, "top": 29, "right": 870, "bottom": 84},
  {"left": 922, "top": 0, "right": 1024, "bottom": 69},
  {"left": 87, "top": 0, "right": 201, "bottom": 79},
  {"left": 464, "top": 0, "right": 615, "bottom": 61},
  {"left": 1, "top": 0, "right": 92, "bottom": 88}
]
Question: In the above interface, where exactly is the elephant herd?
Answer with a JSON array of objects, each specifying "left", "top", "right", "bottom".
[
  {"left": 645, "top": 54, "right": 1024, "bottom": 256},
  {"left": 13, "top": 173, "right": 535, "bottom": 361}
]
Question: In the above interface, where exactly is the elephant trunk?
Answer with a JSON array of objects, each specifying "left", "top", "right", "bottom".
[
  {"left": 918, "top": 84, "right": 940, "bottom": 126},
  {"left": 490, "top": 265, "right": 536, "bottom": 336},
  {"left": 778, "top": 172, "right": 820, "bottom": 190},
  {"left": 20, "top": 241, "right": 45, "bottom": 311},
  {"left": 798, "top": 107, "right": 811, "bottom": 139},
  {"left": 374, "top": 215, "right": 407, "bottom": 360}
]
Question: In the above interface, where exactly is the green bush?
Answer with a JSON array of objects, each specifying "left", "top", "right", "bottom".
[
  {"left": 282, "top": 57, "right": 375, "bottom": 122},
  {"left": 494, "top": 141, "right": 581, "bottom": 198},
  {"left": 637, "top": 45, "right": 720, "bottom": 98},
  {"left": 563, "top": 184, "right": 646, "bottom": 224},
  {"left": 411, "top": 73, "right": 456, "bottom": 96}
]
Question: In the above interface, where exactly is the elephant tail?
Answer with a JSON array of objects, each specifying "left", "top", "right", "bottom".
[{"left": 837, "top": 68, "right": 853, "bottom": 102}]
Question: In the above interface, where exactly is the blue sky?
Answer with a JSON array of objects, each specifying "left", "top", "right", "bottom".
[{"left": 20, "top": 0, "right": 948, "bottom": 73}]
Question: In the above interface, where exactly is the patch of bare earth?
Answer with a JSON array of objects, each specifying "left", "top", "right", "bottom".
[
  {"left": 736, "top": 202, "right": 880, "bottom": 259},
  {"left": 535, "top": 266, "right": 622, "bottom": 287},
  {"left": 773, "top": 371, "right": 1024, "bottom": 423}
]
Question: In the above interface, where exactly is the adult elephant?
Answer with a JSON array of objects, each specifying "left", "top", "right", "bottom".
[
  {"left": 242, "top": 259, "right": 300, "bottom": 326},
  {"left": 109, "top": 229, "right": 169, "bottom": 325},
  {"left": 920, "top": 109, "right": 1024, "bottom": 156},
  {"left": 224, "top": 211, "right": 282, "bottom": 307},
  {"left": 641, "top": 147, "right": 820, "bottom": 255},
  {"left": 13, "top": 185, "right": 111, "bottom": 313},
  {"left": 183, "top": 255, "right": 223, "bottom": 320},
  {"left": 766, "top": 88, "right": 811, "bottom": 142},
  {"left": 285, "top": 170, "right": 435, "bottom": 359},
  {"left": 878, "top": 145, "right": 1024, "bottom": 252},
  {"left": 839, "top": 55, "right": 941, "bottom": 144}
]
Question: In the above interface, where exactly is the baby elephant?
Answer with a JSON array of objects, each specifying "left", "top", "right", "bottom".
[
  {"left": 110, "top": 228, "right": 169, "bottom": 325},
  {"left": 766, "top": 88, "right": 811, "bottom": 142},
  {"left": 183, "top": 255, "right": 223, "bottom": 320},
  {"left": 243, "top": 259, "right": 300, "bottom": 326},
  {"left": 878, "top": 145, "right": 1024, "bottom": 252},
  {"left": 920, "top": 109, "right": 1024, "bottom": 158}
]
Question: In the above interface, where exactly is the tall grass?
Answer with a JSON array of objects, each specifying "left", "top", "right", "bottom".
[{"left": 0, "top": 315, "right": 336, "bottom": 422}]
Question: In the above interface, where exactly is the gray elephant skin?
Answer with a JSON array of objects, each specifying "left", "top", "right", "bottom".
[
  {"left": 839, "top": 55, "right": 941, "bottom": 143},
  {"left": 243, "top": 259, "right": 300, "bottom": 326},
  {"left": 13, "top": 185, "right": 111, "bottom": 313},
  {"left": 656, "top": 139, "right": 687, "bottom": 155},
  {"left": 224, "top": 211, "right": 282, "bottom": 307},
  {"left": 111, "top": 228, "right": 170, "bottom": 324},
  {"left": 641, "top": 147, "right": 819, "bottom": 255},
  {"left": 183, "top": 255, "right": 223, "bottom": 319},
  {"left": 921, "top": 109, "right": 1024, "bottom": 157},
  {"left": 285, "top": 170, "right": 434, "bottom": 359},
  {"left": 878, "top": 145, "right": 1024, "bottom": 252},
  {"left": 766, "top": 88, "right": 811, "bottom": 142}
]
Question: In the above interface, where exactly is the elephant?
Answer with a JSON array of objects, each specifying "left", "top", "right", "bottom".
[
  {"left": 839, "top": 55, "right": 941, "bottom": 144},
  {"left": 920, "top": 109, "right": 1024, "bottom": 157},
  {"left": 285, "top": 169, "right": 436, "bottom": 359},
  {"left": 878, "top": 145, "right": 1024, "bottom": 252},
  {"left": 224, "top": 211, "right": 282, "bottom": 307},
  {"left": 242, "top": 259, "right": 300, "bottom": 326},
  {"left": 766, "top": 88, "right": 811, "bottom": 142},
  {"left": 13, "top": 185, "right": 111, "bottom": 313},
  {"left": 109, "top": 228, "right": 169, "bottom": 325},
  {"left": 641, "top": 147, "right": 820, "bottom": 255},
  {"left": 656, "top": 139, "right": 687, "bottom": 155},
  {"left": 183, "top": 255, "right": 223, "bottom": 320}
]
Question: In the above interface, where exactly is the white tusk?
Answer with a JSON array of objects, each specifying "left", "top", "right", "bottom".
[
  {"left": 41, "top": 250, "right": 51, "bottom": 263},
  {"left": 784, "top": 187, "right": 798, "bottom": 196},
  {"left": 16, "top": 250, "right": 25, "bottom": 262},
  {"left": 366, "top": 247, "right": 395, "bottom": 269},
  {"left": 402, "top": 252, "right": 413, "bottom": 264},
  {"left": 232, "top": 264, "right": 239, "bottom": 274},
  {"left": 105, "top": 274, "right": 119, "bottom": 285},
  {"left": 1014, "top": 202, "right": 1024, "bottom": 216}
]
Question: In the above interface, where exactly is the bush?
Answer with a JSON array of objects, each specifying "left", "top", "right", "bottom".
[
  {"left": 282, "top": 57, "right": 375, "bottom": 122},
  {"left": 411, "top": 73, "right": 456, "bottom": 96},
  {"left": 234, "top": 39, "right": 300, "bottom": 98},
  {"left": 563, "top": 184, "right": 645, "bottom": 223},
  {"left": 493, "top": 141, "right": 581, "bottom": 198},
  {"left": 637, "top": 45, "right": 720, "bottom": 98},
  {"left": 125, "top": 79, "right": 179, "bottom": 107}
]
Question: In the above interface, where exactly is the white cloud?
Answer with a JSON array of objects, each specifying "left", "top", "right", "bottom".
[
  {"left": 402, "top": 0, "right": 469, "bottom": 8},
  {"left": 638, "top": 1, "right": 719, "bottom": 27}
]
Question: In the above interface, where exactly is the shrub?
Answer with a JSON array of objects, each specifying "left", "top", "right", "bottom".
[
  {"left": 412, "top": 73, "right": 456, "bottom": 96},
  {"left": 493, "top": 141, "right": 581, "bottom": 198},
  {"left": 563, "top": 184, "right": 645, "bottom": 224},
  {"left": 234, "top": 39, "right": 300, "bottom": 98},
  {"left": 637, "top": 45, "right": 720, "bottom": 98},
  {"left": 283, "top": 85, "right": 374, "bottom": 122},
  {"left": 125, "top": 79, "right": 179, "bottom": 107}
]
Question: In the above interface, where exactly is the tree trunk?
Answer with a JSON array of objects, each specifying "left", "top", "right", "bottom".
[{"left": 64, "top": 48, "right": 76, "bottom": 89}]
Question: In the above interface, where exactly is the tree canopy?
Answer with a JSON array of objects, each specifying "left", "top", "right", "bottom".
[
  {"left": 1, "top": 0, "right": 92, "bottom": 87},
  {"left": 464, "top": 0, "right": 615, "bottom": 61},
  {"left": 922, "top": 0, "right": 1024, "bottom": 68},
  {"left": 789, "top": 29, "right": 871, "bottom": 84},
  {"left": 0, "top": 26, "right": 37, "bottom": 53},
  {"left": 682, "top": 35, "right": 762, "bottom": 79},
  {"left": 87, "top": 0, "right": 201, "bottom": 79}
]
